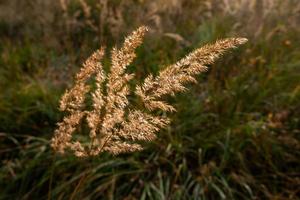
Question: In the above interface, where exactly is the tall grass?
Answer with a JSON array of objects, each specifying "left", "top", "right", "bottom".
[{"left": 0, "top": 0, "right": 299, "bottom": 199}]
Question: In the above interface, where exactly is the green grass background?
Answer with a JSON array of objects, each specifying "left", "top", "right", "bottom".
[{"left": 0, "top": 0, "right": 299, "bottom": 199}]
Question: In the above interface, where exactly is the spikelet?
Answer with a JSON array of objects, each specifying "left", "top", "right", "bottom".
[
  {"left": 135, "top": 38, "right": 248, "bottom": 112},
  {"left": 51, "top": 26, "right": 247, "bottom": 157}
]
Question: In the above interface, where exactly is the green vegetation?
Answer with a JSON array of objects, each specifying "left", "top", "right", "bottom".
[{"left": 0, "top": 0, "right": 299, "bottom": 199}]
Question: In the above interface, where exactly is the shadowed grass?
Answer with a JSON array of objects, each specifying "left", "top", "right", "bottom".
[{"left": 0, "top": 2, "right": 300, "bottom": 199}]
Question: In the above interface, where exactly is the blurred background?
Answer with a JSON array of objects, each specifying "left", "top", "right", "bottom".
[{"left": 0, "top": 0, "right": 299, "bottom": 199}]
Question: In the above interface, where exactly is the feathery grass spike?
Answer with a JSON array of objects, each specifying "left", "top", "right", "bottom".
[{"left": 51, "top": 26, "right": 247, "bottom": 157}]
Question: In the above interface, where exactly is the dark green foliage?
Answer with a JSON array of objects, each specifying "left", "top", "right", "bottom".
[{"left": 0, "top": 1, "right": 299, "bottom": 199}]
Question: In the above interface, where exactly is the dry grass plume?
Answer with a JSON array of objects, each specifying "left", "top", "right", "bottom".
[{"left": 51, "top": 26, "right": 247, "bottom": 157}]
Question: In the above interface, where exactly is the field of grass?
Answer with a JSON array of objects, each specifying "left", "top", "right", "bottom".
[{"left": 0, "top": 0, "right": 299, "bottom": 199}]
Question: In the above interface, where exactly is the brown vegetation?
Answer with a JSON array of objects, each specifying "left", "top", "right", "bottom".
[{"left": 51, "top": 26, "right": 247, "bottom": 157}]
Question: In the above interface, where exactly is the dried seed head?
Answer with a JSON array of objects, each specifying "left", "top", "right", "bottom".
[{"left": 51, "top": 26, "right": 247, "bottom": 157}]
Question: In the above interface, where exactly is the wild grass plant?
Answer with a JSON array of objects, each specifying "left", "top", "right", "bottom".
[
  {"left": 0, "top": 0, "right": 300, "bottom": 199},
  {"left": 51, "top": 26, "right": 246, "bottom": 157}
]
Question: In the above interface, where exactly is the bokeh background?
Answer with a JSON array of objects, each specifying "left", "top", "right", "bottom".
[{"left": 0, "top": 0, "right": 299, "bottom": 199}]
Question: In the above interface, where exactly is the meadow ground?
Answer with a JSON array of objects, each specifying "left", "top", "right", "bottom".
[{"left": 0, "top": 0, "right": 299, "bottom": 199}]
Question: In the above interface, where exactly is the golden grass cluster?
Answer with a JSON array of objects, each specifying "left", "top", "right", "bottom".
[{"left": 51, "top": 26, "right": 247, "bottom": 157}]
